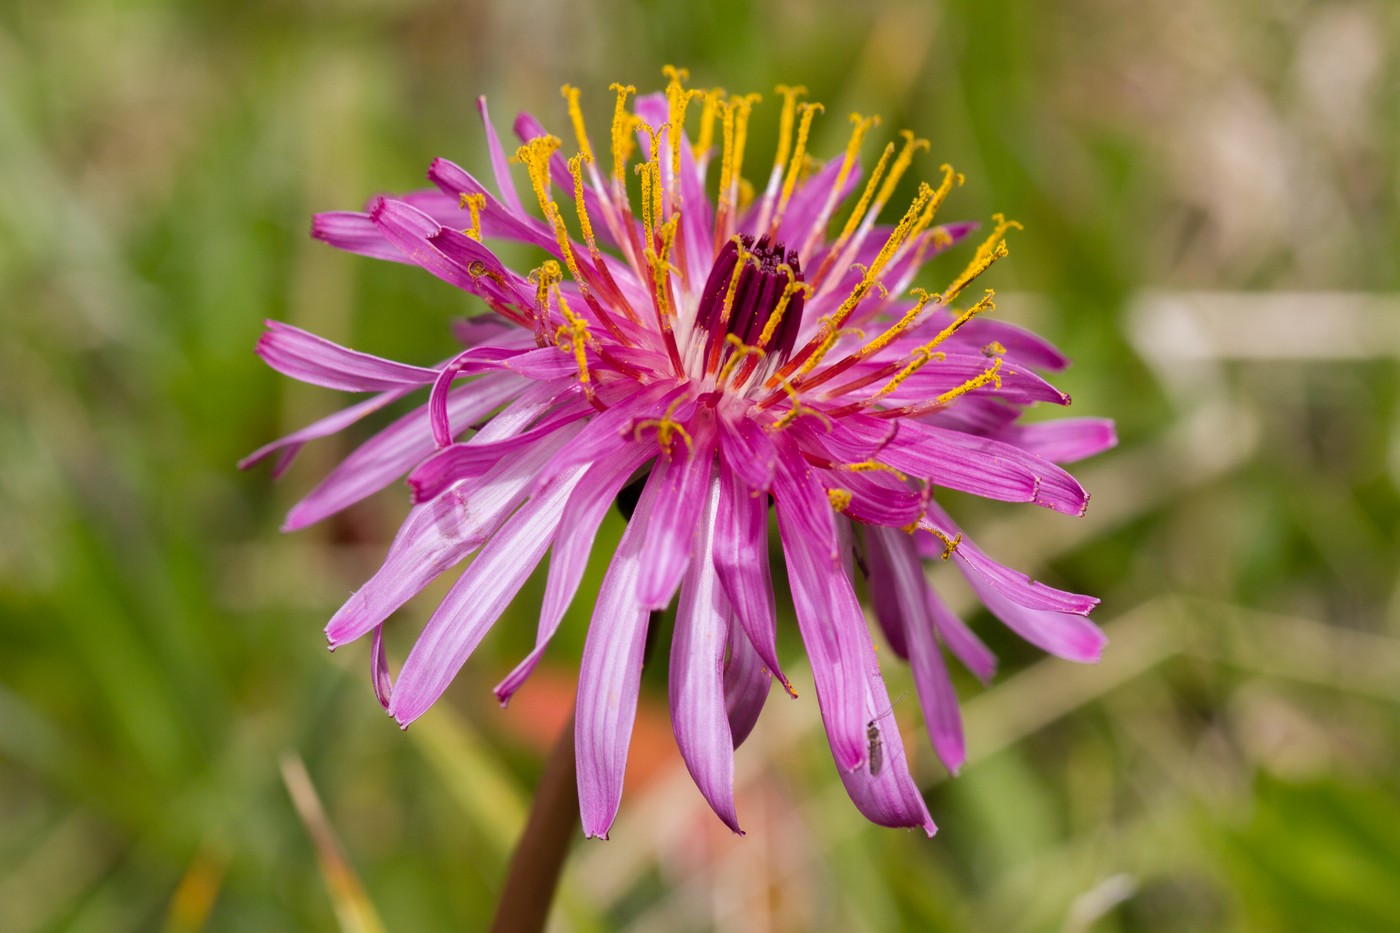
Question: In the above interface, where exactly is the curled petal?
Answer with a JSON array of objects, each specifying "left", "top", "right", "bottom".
[{"left": 256, "top": 321, "right": 437, "bottom": 392}]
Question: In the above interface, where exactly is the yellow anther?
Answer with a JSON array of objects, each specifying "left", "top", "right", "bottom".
[
  {"left": 841, "top": 461, "right": 908, "bottom": 482},
  {"left": 716, "top": 235, "right": 754, "bottom": 332},
  {"left": 926, "top": 289, "right": 997, "bottom": 352},
  {"left": 943, "top": 215, "right": 1020, "bottom": 303},
  {"left": 608, "top": 83, "right": 637, "bottom": 182},
  {"left": 771, "top": 375, "right": 831, "bottom": 431},
  {"left": 866, "top": 345, "right": 945, "bottom": 403},
  {"left": 467, "top": 259, "right": 506, "bottom": 289},
  {"left": 529, "top": 260, "right": 563, "bottom": 321},
  {"left": 827, "top": 488, "right": 853, "bottom": 512},
  {"left": 873, "top": 130, "right": 930, "bottom": 211},
  {"left": 715, "top": 99, "right": 738, "bottom": 227},
  {"left": 830, "top": 112, "right": 880, "bottom": 203},
  {"left": 852, "top": 288, "right": 937, "bottom": 360},
  {"left": 771, "top": 84, "right": 808, "bottom": 172},
  {"left": 934, "top": 358, "right": 1003, "bottom": 406},
  {"left": 561, "top": 85, "right": 594, "bottom": 161},
  {"left": 728, "top": 93, "right": 761, "bottom": 200},
  {"left": 567, "top": 154, "right": 601, "bottom": 258},
  {"left": 648, "top": 214, "right": 680, "bottom": 320},
  {"left": 458, "top": 192, "right": 486, "bottom": 241},
  {"left": 982, "top": 341, "right": 1006, "bottom": 357},
  {"left": 694, "top": 88, "right": 724, "bottom": 157},
  {"left": 717, "top": 333, "right": 767, "bottom": 385},
  {"left": 795, "top": 318, "right": 866, "bottom": 379},
  {"left": 552, "top": 285, "right": 593, "bottom": 389},
  {"left": 930, "top": 529, "right": 962, "bottom": 559},
  {"left": 633, "top": 396, "right": 694, "bottom": 457},
  {"left": 517, "top": 136, "right": 592, "bottom": 299},
  {"left": 663, "top": 66, "right": 703, "bottom": 190},
  {"left": 769, "top": 101, "right": 824, "bottom": 234},
  {"left": 755, "top": 267, "right": 811, "bottom": 350},
  {"left": 814, "top": 141, "right": 894, "bottom": 283}
]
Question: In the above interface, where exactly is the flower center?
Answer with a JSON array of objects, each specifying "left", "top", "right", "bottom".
[{"left": 694, "top": 234, "right": 806, "bottom": 362}]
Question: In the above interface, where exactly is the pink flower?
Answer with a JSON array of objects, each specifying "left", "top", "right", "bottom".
[{"left": 245, "top": 70, "right": 1115, "bottom": 839}]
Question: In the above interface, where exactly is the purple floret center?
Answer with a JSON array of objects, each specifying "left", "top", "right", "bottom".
[{"left": 694, "top": 234, "right": 806, "bottom": 361}]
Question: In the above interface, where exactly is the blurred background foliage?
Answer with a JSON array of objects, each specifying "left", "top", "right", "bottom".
[{"left": 3, "top": 0, "right": 1399, "bottom": 930}]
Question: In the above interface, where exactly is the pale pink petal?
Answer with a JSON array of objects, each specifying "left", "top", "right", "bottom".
[
  {"left": 493, "top": 442, "right": 653, "bottom": 705},
  {"left": 239, "top": 386, "right": 414, "bottom": 478},
  {"left": 866, "top": 526, "right": 966, "bottom": 773},
  {"left": 773, "top": 446, "right": 866, "bottom": 771},
  {"left": 713, "top": 463, "right": 791, "bottom": 694},
  {"left": 928, "top": 592, "right": 997, "bottom": 684},
  {"left": 324, "top": 427, "right": 576, "bottom": 647},
  {"left": 283, "top": 374, "right": 523, "bottom": 531},
  {"left": 388, "top": 462, "right": 589, "bottom": 726},
  {"left": 669, "top": 470, "right": 743, "bottom": 833},
  {"left": 256, "top": 321, "right": 437, "bottom": 392},
  {"left": 723, "top": 609, "right": 771, "bottom": 749},
  {"left": 637, "top": 419, "right": 716, "bottom": 610},
  {"left": 716, "top": 405, "right": 779, "bottom": 493},
  {"left": 477, "top": 96, "right": 525, "bottom": 216},
  {"left": 370, "top": 624, "right": 393, "bottom": 710},
  {"left": 576, "top": 468, "right": 662, "bottom": 839},
  {"left": 993, "top": 418, "right": 1118, "bottom": 464},
  {"left": 311, "top": 210, "right": 411, "bottom": 263}
]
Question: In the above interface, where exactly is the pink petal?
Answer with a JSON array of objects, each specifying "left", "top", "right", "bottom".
[
  {"left": 256, "top": 321, "right": 437, "bottom": 392},
  {"left": 324, "top": 427, "right": 575, "bottom": 648},
  {"left": 994, "top": 418, "right": 1118, "bottom": 464},
  {"left": 388, "top": 463, "right": 588, "bottom": 726},
  {"left": 311, "top": 210, "right": 411, "bottom": 263},
  {"left": 716, "top": 405, "right": 779, "bottom": 493},
  {"left": 477, "top": 96, "right": 525, "bottom": 216},
  {"left": 880, "top": 420, "right": 1091, "bottom": 516},
  {"left": 636, "top": 419, "right": 716, "bottom": 610},
  {"left": 408, "top": 412, "right": 589, "bottom": 503},
  {"left": 866, "top": 527, "right": 967, "bottom": 773},
  {"left": 929, "top": 592, "right": 998, "bottom": 684},
  {"left": 370, "top": 624, "right": 393, "bottom": 710},
  {"left": 575, "top": 468, "right": 663, "bottom": 839},
  {"left": 669, "top": 471, "right": 743, "bottom": 833},
  {"left": 723, "top": 609, "right": 772, "bottom": 749},
  {"left": 713, "top": 464, "right": 791, "bottom": 694},
  {"left": 773, "top": 446, "right": 866, "bottom": 771},
  {"left": 282, "top": 374, "right": 523, "bottom": 531},
  {"left": 239, "top": 386, "right": 414, "bottom": 478},
  {"left": 493, "top": 442, "right": 654, "bottom": 705}
]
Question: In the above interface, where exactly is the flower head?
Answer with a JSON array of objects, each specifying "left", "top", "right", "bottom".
[{"left": 246, "top": 69, "right": 1115, "bottom": 839}]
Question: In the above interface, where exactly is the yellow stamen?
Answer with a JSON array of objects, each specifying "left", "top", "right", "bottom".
[
  {"left": 927, "top": 289, "right": 998, "bottom": 351},
  {"left": 850, "top": 287, "right": 937, "bottom": 360},
  {"left": 872, "top": 130, "right": 930, "bottom": 212},
  {"left": 608, "top": 83, "right": 637, "bottom": 182},
  {"left": 841, "top": 461, "right": 908, "bottom": 482},
  {"left": 663, "top": 66, "right": 703, "bottom": 197},
  {"left": 694, "top": 88, "right": 724, "bottom": 157},
  {"left": 567, "top": 154, "right": 600, "bottom": 258},
  {"left": 813, "top": 141, "right": 894, "bottom": 283},
  {"left": 771, "top": 376, "right": 832, "bottom": 431},
  {"left": 714, "top": 98, "right": 738, "bottom": 231},
  {"left": 458, "top": 192, "right": 485, "bottom": 241},
  {"left": 982, "top": 340, "right": 1006, "bottom": 357},
  {"left": 717, "top": 333, "right": 766, "bottom": 386},
  {"left": 793, "top": 318, "right": 867, "bottom": 380},
  {"left": 553, "top": 285, "right": 593, "bottom": 391},
  {"left": 560, "top": 85, "right": 594, "bottom": 161},
  {"left": 648, "top": 214, "right": 680, "bottom": 320},
  {"left": 827, "top": 488, "right": 853, "bottom": 512},
  {"left": 633, "top": 396, "right": 694, "bottom": 458},
  {"left": 716, "top": 236, "right": 754, "bottom": 333},
  {"left": 942, "top": 215, "right": 1021, "bottom": 303},
  {"left": 930, "top": 528, "right": 962, "bottom": 559},
  {"left": 728, "top": 93, "right": 761, "bottom": 203},
  {"left": 517, "top": 136, "right": 591, "bottom": 298},
  {"left": 755, "top": 266, "right": 810, "bottom": 350},
  {"left": 770, "top": 84, "right": 807, "bottom": 173},
  {"left": 933, "top": 357, "right": 1003, "bottom": 406},
  {"left": 865, "top": 345, "right": 946, "bottom": 403},
  {"left": 830, "top": 113, "right": 881, "bottom": 205},
  {"left": 768, "top": 101, "right": 824, "bottom": 234}
]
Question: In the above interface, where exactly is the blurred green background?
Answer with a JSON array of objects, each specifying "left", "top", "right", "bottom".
[{"left": 4, "top": 0, "right": 1400, "bottom": 930}]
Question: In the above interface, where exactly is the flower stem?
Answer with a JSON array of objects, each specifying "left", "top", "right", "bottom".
[{"left": 490, "top": 710, "right": 578, "bottom": 933}]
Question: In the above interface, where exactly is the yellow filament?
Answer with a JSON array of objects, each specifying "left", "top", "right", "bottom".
[
  {"left": 715, "top": 99, "right": 738, "bottom": 220},
  {"left": 728, "top": 93, "right": 761, "bottom": 202},
  {"left": 717, "top": 333, "right": 766, "bottom": 385},
  {"left": 827, "top": 488, "right": 853, "bottom": 512},
  {"left": 694, "top": 88, "right": 724, "bottom": 157},
  {"left": 771, "top": 84, "right": 808, "bottom": 172},
  {"left": 819, "top": 141, "right": 894, "bottom": 274},
  {"left": 647, "top": 122, "right": 666, "bottom": 236},
  {"left": 561, "top": 85, "right": 594, "bottom": 161},
  {"left": 608, "top": 83, "right": 637, "bottom": 182},
  {"left": 648, "top": 215, "right": 680, "bottom": 319},
  {"left": 567, "top": 154, "right": 601, "bottom": 258},
  {"left": 458, "top": 192, "right": 485, "bottom": 241},
  {"left": 769, "top": 101, "right": 824, "bottom": 232},
  {"left": 716, "top": 236, "right": 753, "bottom": 331},
  {"left": 663, "top": 66, "right": 703, "bottom": 187},
  {"left": 796, "top": 319, "right": 867, "bottom": 378},
  {"left": 831, "top": 112, "right": 881, "bottom": 205}
]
